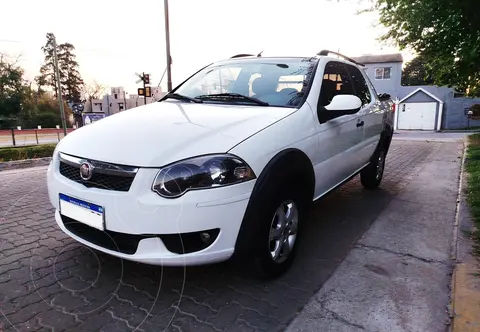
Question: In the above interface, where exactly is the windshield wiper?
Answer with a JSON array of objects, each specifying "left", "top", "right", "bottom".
[
  {"left": 163, "top": 93, "right": 203, "bottom": 103},
  {"left": 195, "top": 93, "right": 269, "bottom": 106}
]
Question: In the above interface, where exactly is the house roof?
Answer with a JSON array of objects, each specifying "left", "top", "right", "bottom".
[
  {"left": 351, "top": 53, "right": 403, "bottom": 64},
  {"left": 398, "top": 87, "right": 443, "bottom": 104}
]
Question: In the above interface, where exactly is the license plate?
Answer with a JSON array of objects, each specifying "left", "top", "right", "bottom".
[{"left": 59, "top": 194, "right": 104, "bottom": 231}]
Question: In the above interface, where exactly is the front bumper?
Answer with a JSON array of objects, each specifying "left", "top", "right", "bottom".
[{"left": 47, "top": 155, "right": 254, "bottom": 266}]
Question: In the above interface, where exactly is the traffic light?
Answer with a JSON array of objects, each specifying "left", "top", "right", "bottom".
[
  {"left": 145, "top": 86, "right": 152, "bottom": 97},
  {"left": 138, "top": 88, "right": 145, "bottom": 96},
  {"left": 144, "top": 74, "right": 150, "bottom": 84}
]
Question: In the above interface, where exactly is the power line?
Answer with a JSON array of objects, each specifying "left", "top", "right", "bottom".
[
  {"left": 151, "top": 66, "right": 168, "bottom": 101},
  {"left": 0, "top": 54, "right": 41, "bottom": 61}
]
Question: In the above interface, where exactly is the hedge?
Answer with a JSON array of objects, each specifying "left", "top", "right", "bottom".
[{"left": 0, "top": 144, "right": 57, "bottom": 162}]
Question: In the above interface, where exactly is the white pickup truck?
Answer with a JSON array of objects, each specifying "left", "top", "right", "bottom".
[{"left": 47, "top": 50, "right": 394, "bottom": 278}]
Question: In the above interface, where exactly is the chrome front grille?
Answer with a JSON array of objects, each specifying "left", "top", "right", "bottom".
[{"left": 58, "top": 153, "right": 138, "bottom": 192}]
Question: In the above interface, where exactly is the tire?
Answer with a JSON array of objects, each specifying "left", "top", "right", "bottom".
[
  {"left": 237, "top": 181, "right": 309, "bottom": 279},
  {"left": 360, "top": 146, "right": 386, "bottom": 189}
]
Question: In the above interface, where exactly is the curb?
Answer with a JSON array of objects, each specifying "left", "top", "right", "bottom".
[
  {"left": 0, "top": 157, "right": 52, "bottom": 172},
  {"left": 450, "top": 139, "right": 480, "bottom": 332},
  {"left": 437, "top": 130, "right": 480, "bottom": 133}
]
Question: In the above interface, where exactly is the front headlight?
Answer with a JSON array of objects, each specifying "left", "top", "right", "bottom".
[{"left": 152, "top": 154, "right": 256, "bottom": 198}]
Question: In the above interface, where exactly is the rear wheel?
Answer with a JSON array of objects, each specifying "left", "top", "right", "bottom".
[{"left": 360, "top": 147, "right": 386, "bottom": 189}]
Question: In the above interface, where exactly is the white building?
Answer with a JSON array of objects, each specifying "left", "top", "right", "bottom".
[{"left": 86, "top": 86, "right": 167, "bottom": 115}]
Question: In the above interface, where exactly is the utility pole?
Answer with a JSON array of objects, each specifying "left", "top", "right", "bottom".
[
  {"left": 164, "top": 0, "right": 173, "bottom": 92},
  {"left": 53, "top": 35, "right": 67, "bottom": 136},
  {"left": 143, "top": 72, "right": 147, "bottom": 105}
]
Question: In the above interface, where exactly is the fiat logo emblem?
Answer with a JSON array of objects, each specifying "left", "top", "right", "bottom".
[{"left": 79, "top": 161, "right": 94, "bottom": 181}]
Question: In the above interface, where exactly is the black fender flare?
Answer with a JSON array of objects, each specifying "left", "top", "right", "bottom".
[
  {"left": 234, "top": 148, "right": 315, "bottom": 256},
  {"left": 383, "top": 123, "right": 394, "bottom": 152},
  {"left": 370, "top": 124, "right": 393, "bottom": 162}
]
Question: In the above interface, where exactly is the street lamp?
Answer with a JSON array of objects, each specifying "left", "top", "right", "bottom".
[{"left": 164, "top": 0, "right": 173, "bottom": 92}]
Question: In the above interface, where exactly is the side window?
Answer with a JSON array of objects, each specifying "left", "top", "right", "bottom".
[
  {"left": 347, "top": 64, "right": 372, "bottom": 108},
  {"left": 375, "top": 67, "right": 391, "bottom": 80},
  {"left": 319, "top": 62, "right": 354, "bottom": 107}
]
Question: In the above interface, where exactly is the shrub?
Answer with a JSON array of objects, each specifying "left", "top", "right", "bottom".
[
  {"left": 466, "top": 134, "right": 480, "bottom": 255},
  {"left": 31, "top": 112, "right": 61, "bottom": 128},
  {"left": 0, "top": 144, "right": 57, "bottom": 162}
]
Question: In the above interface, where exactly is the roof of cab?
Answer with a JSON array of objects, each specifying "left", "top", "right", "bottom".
[
  {"left": 221, "top": 50, "right": 365, "bottom": 66},
  {"left": 351, "top": 53, "right": 403, "bottom": 64},
  {"left": 215, "top": 56, "right": 318, "bottom": 64}
]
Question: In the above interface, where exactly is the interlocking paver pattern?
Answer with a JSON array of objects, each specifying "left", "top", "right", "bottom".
[{"left": 0, "top": 141, "right": 439, "bottom": 331}]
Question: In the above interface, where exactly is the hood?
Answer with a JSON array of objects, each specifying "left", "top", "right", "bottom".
[{"left": 58, "top": 101, "right": 295, "bottom": 167}]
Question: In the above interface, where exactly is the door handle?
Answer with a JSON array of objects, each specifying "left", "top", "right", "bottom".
[{"left": 356, "top": 120, "right": 364, "bottom": 128}]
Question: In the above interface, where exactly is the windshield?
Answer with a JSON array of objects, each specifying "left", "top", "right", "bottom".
[{"left": 174, "top": 57, "right": 317, "bottom": 107}]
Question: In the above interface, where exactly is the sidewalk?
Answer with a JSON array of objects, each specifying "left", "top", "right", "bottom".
[
  {"left": 287, "top": 139, "right": 463, "bottom": 332},
  {"left": 0, "top": 157, "right": 52, "bottom": 171},
  {"left": 393, "top": 130, "right": 468, "bottom": 143}
]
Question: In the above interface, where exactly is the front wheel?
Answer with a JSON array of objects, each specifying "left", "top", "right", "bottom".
[
  {"left": 360, "top": 147, "right": 386, "bottom": 189},
  {"left": 237, "top": 183, "right": 308, "bottom": 279},
  {"left": 267, "top": 199, "right": 300, "bottom": 261}
]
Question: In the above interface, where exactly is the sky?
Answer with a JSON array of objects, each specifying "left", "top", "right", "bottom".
[{"left": 1, "top": 0, "right": 411, "bottom": 96}]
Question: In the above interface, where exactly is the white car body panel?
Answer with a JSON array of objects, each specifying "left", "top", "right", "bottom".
[
  {"left": 47, "top": 151, "right": 255, "bottom": 265},
  {"left": 228, "top": 103, "right": 318, "bottom": 183},
  {"left": 359, "top": 73, "right": 392, "bottom": 165},
  {"left": 58, "top": 101, "right": 295, "bottom": 167},
  {"left": 46, "top": 54, "right": 393, "bottom": 267},
  {"left": 308, "top": 58, "right": 376, "bottom": 194}
]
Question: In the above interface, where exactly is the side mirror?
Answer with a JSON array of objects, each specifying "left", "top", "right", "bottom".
[{"left": 325, "top": 94, "right": 362, "bottom": 112}]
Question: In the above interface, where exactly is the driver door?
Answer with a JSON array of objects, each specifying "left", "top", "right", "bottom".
[{"left": 311, "top": 61, "right": 365, "bottom": 197}]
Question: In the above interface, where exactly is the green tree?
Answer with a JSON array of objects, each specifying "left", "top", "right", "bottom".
[
  {"left": 35, "top": 63, "right": 49, "bottom": 95},
  {"left": 0, "top": 52, "right": 69, "bottom": 129},
  {"left": 368, "top": 0, "right": 480, "bottom": 96},
  {"left": 58, "top": 43, "right": 84, "bottom": 102},
  {"left": 16, "top": 85, "right": 64, "bottom": 128},
  {"left": 0, "top": 54, "right": 27, "bottom": 118},
  {"left": 401, "top": 56, "right": 435, "bottom": 86},
  {"left": 36, "top": 33, "right": 58, "bottom": 97},
  {"left": 36, "top": 33, "right": 84, "bottom": 103}
]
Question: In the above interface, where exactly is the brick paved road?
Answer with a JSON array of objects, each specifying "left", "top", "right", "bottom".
[{"left": 0, "top": 140, "right": 443, "bottom": 332}]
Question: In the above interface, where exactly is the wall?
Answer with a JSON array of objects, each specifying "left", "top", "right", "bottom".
[
  {"left": 85, "top": 94, "right": 158, "bottom": 115},
  {"left": 396, "top": 88, "right": 480, "bottom": 129},
  {"left": 360, "top": 55, "right": 480, "bottom": 130},
  {"left": 362, "top": 62, "right": 403, "bottom": 98},
  {"left": 443, "top": 98, "right": 480, "bottom": 129},
  {"left": 395, "top": 86, "right": 480, "bottom": 130},
  {"left": 402, "top": 90, "right": 437, "bottom": 103},
  {"left": 363, "top": 60, "right": 455, "bottom": 103},
  {"left": 398, "top": 86, "right": 453, "bottom": 102}
]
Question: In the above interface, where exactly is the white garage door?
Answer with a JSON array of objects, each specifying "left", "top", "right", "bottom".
[{"left": 397, "top": 102, "right": 437, "bottom": 130}]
